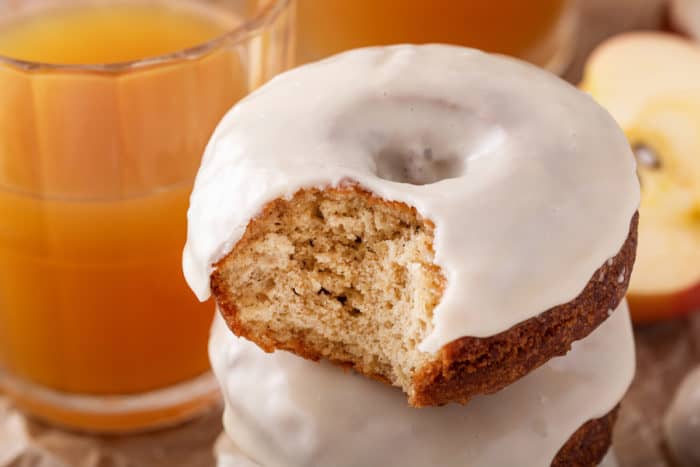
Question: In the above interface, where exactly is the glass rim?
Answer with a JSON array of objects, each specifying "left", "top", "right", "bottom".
[{"left": 0, "top": 0, "right": 292, "bottom": 73}]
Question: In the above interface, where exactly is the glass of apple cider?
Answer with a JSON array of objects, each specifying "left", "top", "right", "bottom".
[
  {"left": 296, "top": 0, "right": 577, "bottom": 73},
  {"left": 0, "top": 0, "right": 294, "bottom": 432}
]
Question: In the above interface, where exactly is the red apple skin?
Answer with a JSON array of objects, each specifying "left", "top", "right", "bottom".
[{"left": 627, "top": 282, "right": 700, "bottom": 324}]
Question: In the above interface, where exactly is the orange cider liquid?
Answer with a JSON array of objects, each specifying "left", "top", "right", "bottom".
[
  {"left": 296, "top": 0, "right": 570, "bottom": 65},
  {"left": 0, "top": 2, "right": 247, "bottom": 395}
]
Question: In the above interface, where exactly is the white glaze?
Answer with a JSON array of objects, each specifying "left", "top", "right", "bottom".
[
  {"left": 185, "top": 44, "right": 639, "bottom": 352},
  {"left": 214, "top": 436, "right": 619, "bottom": 467},
  {"left": 209, "top": 301, "right": 635, "bottom": 467},
  {"left": 664, "top": 365, "right": 700, "bottom": 467},
  {"left": 214, "top": 433, "right": 260, "bottom": 467}
]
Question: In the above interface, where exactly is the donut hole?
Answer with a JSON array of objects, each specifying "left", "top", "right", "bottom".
[
  {"left": 375, "top": 146, "right": 466, "bottom": 185},
  {"left": 329, "top": 95, "right": 506, "bottom": 186}
]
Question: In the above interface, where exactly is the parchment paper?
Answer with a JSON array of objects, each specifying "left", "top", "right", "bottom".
[{"left": 0, "top": 397, "right": 222, "bottom": 467}]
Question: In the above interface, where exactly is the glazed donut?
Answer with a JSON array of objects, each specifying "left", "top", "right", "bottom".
[
  {"left": 184, "top": 45, "right": 639, "bottom": 406},
  {"left": 208, "top": 302, "right": 635, "bottom": 467},
  {"left": 214, "top": 435, "right": 622, "bottom": 467}
]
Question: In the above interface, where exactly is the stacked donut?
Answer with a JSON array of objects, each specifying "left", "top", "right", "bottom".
[{"left": 184, "top": 45, "right": 641, "bottom": 466}]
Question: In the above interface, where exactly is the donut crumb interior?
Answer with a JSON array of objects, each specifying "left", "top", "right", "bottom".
[{"left": 212, "top": 186, "right": 445, "bottom": 397}]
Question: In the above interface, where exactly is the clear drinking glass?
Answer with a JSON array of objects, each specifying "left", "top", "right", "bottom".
[
  {"left": 296, "top": 0, "right": 578, "bottom": 74},
  {"left": 0, "top": 0, "right": 294, "bottom": 433}
]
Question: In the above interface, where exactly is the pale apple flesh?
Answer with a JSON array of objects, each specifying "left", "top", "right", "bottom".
[
  {"left": 627, "top": 97, "right": 700, "bottom": 320},
  {"left": 582, "top": 33, "right": 700, "bottom": 322},
  {"left": 581, "top": 32, "right": 700, "bottom": 129},
  {"left": 630, "top": 219, "right": 700, "bottom": 323}
]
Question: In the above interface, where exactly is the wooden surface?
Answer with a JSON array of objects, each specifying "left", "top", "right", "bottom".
[
  {"left": 565, "top": 0, "right": 667, "bottom": 83},
  {"left": 615, "top": 318, "right": 700, "bottom": 467}
]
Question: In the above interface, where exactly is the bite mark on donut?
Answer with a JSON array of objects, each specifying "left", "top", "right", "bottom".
[
  {"left": 211, "top": 185, "right": 638, "bottom": 407},
  {"left": 213, "top": 185, "right": 443, "bottom": 394}
]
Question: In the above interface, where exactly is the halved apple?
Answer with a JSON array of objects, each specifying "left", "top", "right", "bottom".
[
  {"left": 626, "top": 98, "right": 700, "bottom": 322},
  {"left": 582, "top": 33, "right": 700, "bottom": 322}
]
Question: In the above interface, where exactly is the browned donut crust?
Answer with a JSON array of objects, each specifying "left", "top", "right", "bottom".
[
  {"left": 411, "top": 214, "right": 638, "bottom": 406},
  {"left": 213, "top": 186, "right": 638, "bottom": 407},
  {"left": 552, "top": 408, "right": 619, "bottom": 467}
]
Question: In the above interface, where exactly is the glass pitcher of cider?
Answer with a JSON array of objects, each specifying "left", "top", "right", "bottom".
[{"left": 0, "top": 0, "right": 294, "bottom": 433}]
